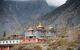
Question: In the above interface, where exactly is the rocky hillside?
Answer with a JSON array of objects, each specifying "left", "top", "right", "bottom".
[
  {"left": 40, "top": 0, "right": 80, "bottom": 27},
  {"left": 0, "top": 0, "right": 55, "bottom": 35}
]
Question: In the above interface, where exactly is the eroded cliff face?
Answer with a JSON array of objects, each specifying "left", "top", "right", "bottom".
[
  {"left": 40, "top": 0, "right": 80, "bottom": 27},
  {"left": 0, "top": 0, "right": 55, "bottom": 35}
]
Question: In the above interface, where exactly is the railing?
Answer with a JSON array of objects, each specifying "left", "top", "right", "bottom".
[{"left": 0, "top": 40, "right": 21, "bottom": 45}]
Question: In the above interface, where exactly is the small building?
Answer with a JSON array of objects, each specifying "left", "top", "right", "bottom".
[
  {"left": 24, "top": 22, "right": 56, "bottom": 43},
  {"left": 0, "top": 39, "right": 21, "bottom": 50}
]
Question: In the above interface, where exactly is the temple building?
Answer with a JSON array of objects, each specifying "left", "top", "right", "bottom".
[
  {"left": 24, "top": 22, "right": 56, "bottom": 43},
  {"left": 25, "top": 27, "right": 34, "bottom": 38},
  {"left": 34, "top": 22, "right": 46, "bottom": 38}
]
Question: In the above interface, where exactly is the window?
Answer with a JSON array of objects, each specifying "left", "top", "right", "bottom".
[
  {"left": 17, "top": 40, "right": 19, "bottom": 43},
  {"left": 6, "top": 41, "right": 8, "bottom": 43},
  {"left": 29, "top": 36, "right": 33, "bottom": 38},
  {"left": 13, "top": 41, "right": 15, "bottom": 43},
  {"left": 10, "top": 41, "right": 11, "bottom": 43},
  {"left": 3, "top": 41, "right": 5, "bottom": 44}
]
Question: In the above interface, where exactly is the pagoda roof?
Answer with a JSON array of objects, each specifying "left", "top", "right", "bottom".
[
  {"left": 37, "top": 22, "right": 44, "bottom": 28},
  {"left": 27, "top": 27, "right": 34, "bottom": 31}
]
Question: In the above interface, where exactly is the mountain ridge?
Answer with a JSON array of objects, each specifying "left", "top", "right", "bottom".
[
  {"left": 39, "top": 0, "right": 80, "bottom": 27},
  {"left": 0, "top": 0, "right": 55, "bottom": 34}
]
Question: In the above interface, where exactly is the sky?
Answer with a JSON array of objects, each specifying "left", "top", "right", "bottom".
[{"left": 46, "top": 0, "right": 67, "bottom": 7}]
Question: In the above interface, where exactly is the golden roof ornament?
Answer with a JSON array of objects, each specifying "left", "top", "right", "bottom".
[{"left": 37, "top": 22, "right": 44, "bottom": 28}]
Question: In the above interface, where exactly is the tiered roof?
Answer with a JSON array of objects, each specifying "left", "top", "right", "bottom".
[
  {"left": 27, "top": 27, "right": 34, "bottom": 31},
  {"left": 25, "top": 22, "right": 55, "bottom": 37}
]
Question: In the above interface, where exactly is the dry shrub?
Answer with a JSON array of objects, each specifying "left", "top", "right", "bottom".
[{"left": 34, "top": 45, "right": 42, "bottom": 50}]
